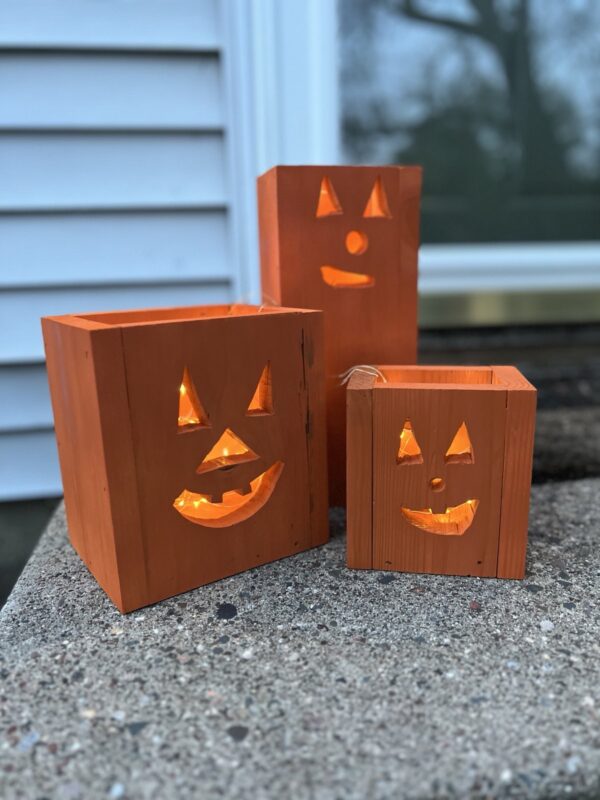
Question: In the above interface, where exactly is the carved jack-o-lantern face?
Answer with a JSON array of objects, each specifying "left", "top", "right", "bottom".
[
  {"left": 397, "top": 419, "right": 478, "bottom": 536},
  {"left": 346, "top": 365, "right": 535, "bottom": 580},
  {"left": 368, "top": 368, "right": 508, "bottom": 577},
  {"left": 316, "top": 175, "right": 393, "bottom": 288},
  {"left": 173, "top": 363, "right": 284, "bottom": 527}
]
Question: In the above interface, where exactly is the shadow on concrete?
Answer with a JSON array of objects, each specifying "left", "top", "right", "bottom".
[{"left": 0, "top": 499, "right": 60, "bottom": 608}]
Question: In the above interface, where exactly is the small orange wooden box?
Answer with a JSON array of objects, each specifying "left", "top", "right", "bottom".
[
  {"left": 42, "top": 304, "right": 328, "bottom": 612},
  {"left": 258, "top": 165, "right": 422, "bottom": 506},
  {"left": 347, "top": 366, "right": 536, "bottom": 579}
]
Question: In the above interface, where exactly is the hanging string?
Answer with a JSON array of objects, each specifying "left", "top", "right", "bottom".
[
  {"left": 259, "top": 292, "right": 279, "bottom": 311},
  {"left": 338, "top": 364, "right": 387, "bottom": 386}
]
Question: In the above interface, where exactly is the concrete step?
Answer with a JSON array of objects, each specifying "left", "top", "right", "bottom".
[{"left": 1, "top": 478, "right": 599, "bottom": 799}]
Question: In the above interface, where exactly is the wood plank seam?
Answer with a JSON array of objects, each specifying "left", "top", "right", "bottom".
[
  {"left": 113, "top": 325, "right": 150, "bottom": 599},
  {"left": 495, "top": 386, "right": 510, "bottom": 577}
]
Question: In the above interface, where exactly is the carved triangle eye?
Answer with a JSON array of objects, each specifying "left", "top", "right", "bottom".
[
  {"left": 363, "top": 176, "right": 392, "bottom": 218},
  {"left": 445, "top": 422, "right": 474, "bottom": 464},
  {"left": 397, "top": 420, "right": 423, "bottom": 464},
  {"left": 178, "top": 367, "right": 210, "bottom": 430},
  {"left": 316, "top": 176, "right": 343, "bottom": 217},
  {"left": 247, "top": 363, "right": 273, "bottom": 415}
]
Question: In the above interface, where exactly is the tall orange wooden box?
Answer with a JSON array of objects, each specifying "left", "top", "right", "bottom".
[
  {"left": 42, "top": 304, "right": 328, "bottom": 612},
  {"left": 258, "top": 165, "right": 422, "bottom": 505},
  {"left": 347, "top": 366, "right": 536, "bottom": 579}
]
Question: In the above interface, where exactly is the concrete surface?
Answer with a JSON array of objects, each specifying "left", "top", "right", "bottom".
[
  {"left": 534, "top": 406, "right": 600, "bottom": 483},
  {"left": 2, "top": 479, "right": 600, "bottom": 799}
]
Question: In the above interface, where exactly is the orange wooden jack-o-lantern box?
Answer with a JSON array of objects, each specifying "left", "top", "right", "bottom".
[
  {"left": 258, "top": 165, "right": 422, "bottom": 506},
  {"left": 346, "top": 366, "right": 536, "bottom": 579},
  {"left": 42, "top": 304, "right": 328, "bottom": 612}
]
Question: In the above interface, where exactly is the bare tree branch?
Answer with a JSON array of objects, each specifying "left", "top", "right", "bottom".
[
  {"left": 468, "top": 0, "right": 508, "bottom": 53},
  {"left": 387, "top": 0, "right": 489, "bottom": 41}
]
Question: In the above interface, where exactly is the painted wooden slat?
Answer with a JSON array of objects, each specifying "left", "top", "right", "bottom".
[
  {"left": 0, "top": 284, "right": 233, "bottom": 364},
  {"left": 0, "top": 365, "right": 52, "bottom": 432},
  {"left": 0, "top": 133, "right": 226, "bottom": 210},
  {"left": 0, "top": 53, "right": 223, "bottom": 129},
  {"left": 0, "top": 430, "right": 62, "bottom": 500},
  {"left": 0, "top": 0, "right": 220, "bottom": 51},
  {"left": 0, "top": 211, "right": 229, "bottom": 287}
]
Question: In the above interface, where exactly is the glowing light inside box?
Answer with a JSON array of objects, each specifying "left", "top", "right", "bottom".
[
  {"left": 178, "top": 367, "right": 209, "bottom": 429},
  {"left": 401, "top": 499, "right": 479, "bottom": 537},
  {"left": 178, "top": 382, "right": 199, "bottom": 426},
  {"left": 196, "top": 429, "right": 259, "bottom": 474},
  {"left": 345, "top": 230, "right": 368, "bottom": 255},
  {"left": 316, "top": 176, "right": 342, "bottom": 218},
  {"left": 445, "top": 422, "right": 474, "bottom": 463},
  {"left": 397, "top": 420, "right": 423, "bottom": 464},
  {"left": 173, "top": 461, "right": 285, "bottom": 528},
  {"left": 320, "top": 266, "right": 374, "bottom": 288}
]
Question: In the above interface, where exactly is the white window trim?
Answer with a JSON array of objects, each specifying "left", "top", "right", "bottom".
[
  {"left": 420, "top": 241, "right": 600, "bottom": 295},
  {"left": 220, "top": 0, "right": 339, "bottom": 302},
  {"left": 221, "top": 2, "right": 600, "bottom": 304}
]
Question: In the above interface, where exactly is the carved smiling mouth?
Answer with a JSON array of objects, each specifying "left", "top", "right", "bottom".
[
  {"left": 401, "top": 499, "right": 479, "bottom": 536},
  {"left": 320, "top": 266, "right": 374, "bottom": 288},
  {"left": 173, "top": 461, "right": 284, "bottom": 528}
]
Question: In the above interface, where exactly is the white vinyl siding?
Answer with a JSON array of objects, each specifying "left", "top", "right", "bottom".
[
  {"left": 0, "top": 0, "right": 339, "bottom": 499},
  {"left": 0, "top": 0, "right": 234, "bottom": 499}
]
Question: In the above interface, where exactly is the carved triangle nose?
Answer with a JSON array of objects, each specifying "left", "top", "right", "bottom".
[{"left": 196, "top": 428, "right": 258, "bottom": 475}]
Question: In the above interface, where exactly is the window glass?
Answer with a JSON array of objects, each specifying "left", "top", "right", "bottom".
[{"left": 340, "top": 0, "right": 600, "bottom": 244}]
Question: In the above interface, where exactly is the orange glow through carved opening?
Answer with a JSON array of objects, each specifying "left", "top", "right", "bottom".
[
  {"left": 320, "top": 266, "right": 374, "bottom": 288},
  {"left": 445, "top": 422, "right": 474, "bottom": 464},
  {"left": 345, "top": 230, "right": 368, "bottom": 255},
  {"left": 363, "top": 176, "right": 392, "bottom": 218},
  {"left": 316, "top": 176, "right": 342, "bottom": 217},
  {"left": 247, "top": 363, "right": 273, "bottom": 415},
  {"left": 397, "top": 420, "right": 423, "bottom": 464},
  {"left": 401, "top": 499, "right": 479, "bottom": 536},
  {"left": 173, "top": 461, "right": 284, "bottom": 528},
  {"left": 178, "top": 367, "right": 209, "bottom": 429},
  {"left": 196, "top": 428, "right": 258, "bottom": 474}
]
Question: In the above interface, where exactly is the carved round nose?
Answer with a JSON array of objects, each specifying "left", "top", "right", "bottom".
[
  {"left": 345, "top": 229, "right": 368, "bottom": 255},
  {"left": 430, "top": 477, "right": 445, "bottom": 492}
]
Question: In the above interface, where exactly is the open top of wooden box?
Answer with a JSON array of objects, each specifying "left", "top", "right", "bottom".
[
  {"left": 47, "top": 303, "right": 314, "bottom": 330},
  {"left": 351, "top": 365, "right": 534, "bottom": 390}
]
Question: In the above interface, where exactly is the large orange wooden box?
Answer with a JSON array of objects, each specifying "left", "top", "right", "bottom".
[
  {"left": 258, "top": 165, "right": 422, "bottom": 506},
  {"left": 42, "top": 304, "right": 328, "bottom": 612},
  {"left": 347, "top": 366, "right": 536, "bottom": 579}
]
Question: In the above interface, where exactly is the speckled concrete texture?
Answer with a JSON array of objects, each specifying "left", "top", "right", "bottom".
[
  {"left": 1, "top": 480, "right": 600, "bottom": 800},
  {"left": 533, "top": 406, "right": 600, "bottom": 483}
]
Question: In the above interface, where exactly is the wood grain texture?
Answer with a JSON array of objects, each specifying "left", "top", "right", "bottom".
[
  {"left": 346, "top": 371, "right": 376, "bottom": 569},
  {"left": 258, "top": 165, "right": 421, "bottom": 505},
  {"left": 345, "top": 365, "right": 536, "bottom": 579},
  {"left": 43, "top": 305, "right": 328, "bottom": 611},
  {"left": 493, "top": 366, "right": 537, "bottom": 579},
  {"left": 42, "top": 316, "right": 135, "bottom": 609},
  {"left": 373, "top": 384, "right": 506, "bottom": 577},
  {"left": 301, "top": 312, "right": 330, "bottom": 548}
]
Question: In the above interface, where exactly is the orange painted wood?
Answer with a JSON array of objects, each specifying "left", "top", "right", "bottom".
[
  {"left": 42, "top": 316, "right": 144, "bottom": 609},
  {"left": 493, "top": 366, "right": 537, "bottom": 579},
  {"left": 43, "top": 305, "right": 328, "bottom": 612},
  {"left": 345, "top": 365, "right": 536, "bottom": 578},
  {"left": 258, "top": 165, "right": 422, "bottom": 505},
  {"left": 346, "top": 370, "right": 376, "bottom": 569}
]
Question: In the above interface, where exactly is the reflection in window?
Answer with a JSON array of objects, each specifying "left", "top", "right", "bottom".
[{"left": 340, "top": 0, "right": 600, "bottom": 244}]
